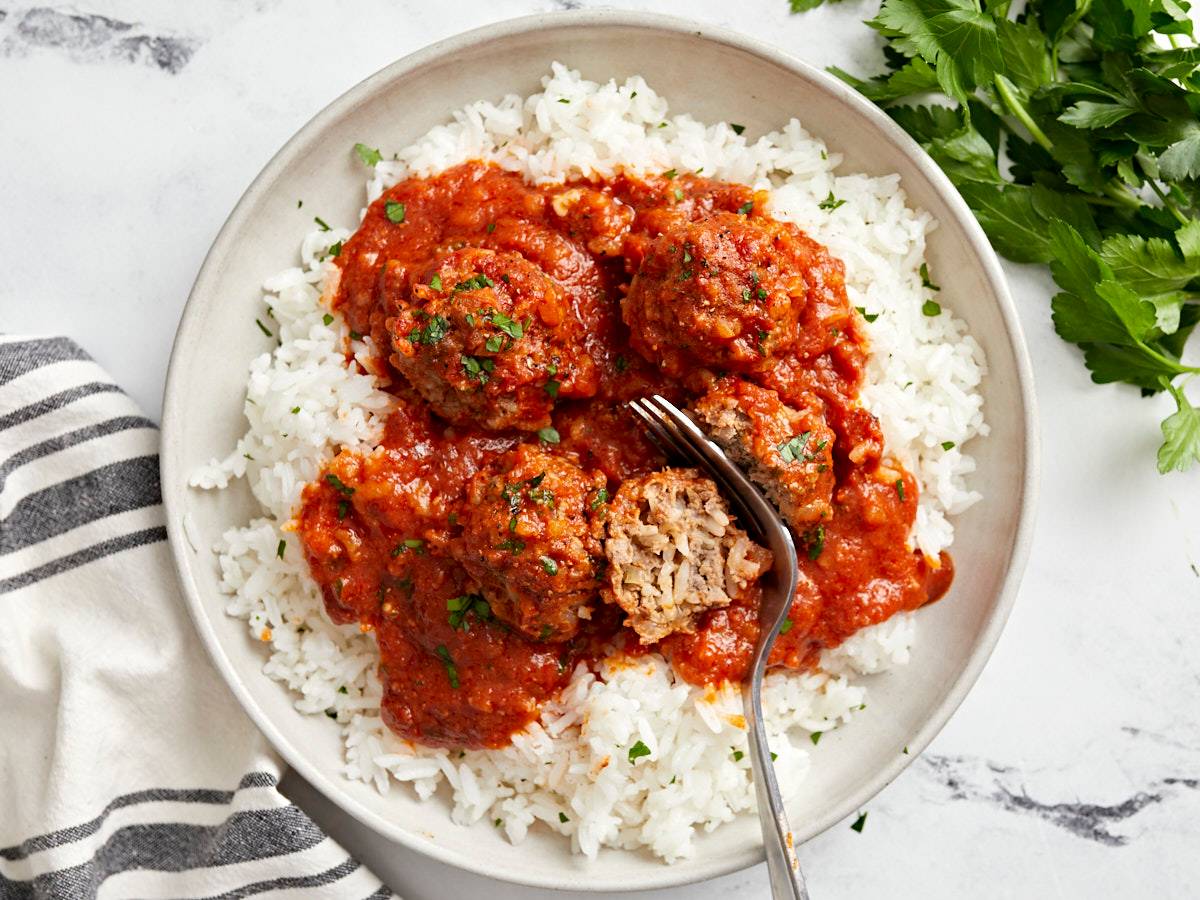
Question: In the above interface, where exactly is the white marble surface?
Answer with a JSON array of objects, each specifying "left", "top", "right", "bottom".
[{"left": 3, "top": 1, "right": 1199, "bottom": 897}]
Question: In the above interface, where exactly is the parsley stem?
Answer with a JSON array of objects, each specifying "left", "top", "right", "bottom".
[
  {"left": 993, "top": 74, "right": 1052, "bottom": 152},
  {"left": 1101, "top": 182, "right": 1144, "bottom": 211},
  {"left": 1148, "top": 179, "right": 1189, "bottom": 227},
  {"left": 1138, "top": 340, "right": 1200, "bottom": 374}
]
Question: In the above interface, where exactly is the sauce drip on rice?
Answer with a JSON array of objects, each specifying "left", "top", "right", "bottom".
[{"left": 295, "top": 161, "right": 952, "bottom": 749}]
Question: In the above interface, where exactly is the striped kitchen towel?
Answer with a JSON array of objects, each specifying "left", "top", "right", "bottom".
[{"left": 0, "top": 336, "right": 398, "bottom": 899}]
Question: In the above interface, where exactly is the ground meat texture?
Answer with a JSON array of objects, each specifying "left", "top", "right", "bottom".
[
  {"left": 692, "top": 377, "right": 836, "bottom": 528},
  {"left": 602, "top": 468, "right": 773, "bottom": 644},
  {"left": 454, "top": 444, "right": 607, "bottom": 641},
  {"left": 388, "top": 248, "right": 598, "bottom": 431},
  {"left": 622, "top": 211, "right": 833, "bottom": 379}
]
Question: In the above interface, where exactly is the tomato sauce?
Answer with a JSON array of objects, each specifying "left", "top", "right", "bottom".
[{"left": 295, "top": 161, "right": 952, "bottom": 749}]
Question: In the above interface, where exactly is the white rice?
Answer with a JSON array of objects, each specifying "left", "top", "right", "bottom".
[{"left": 190, "top": 63, "right": 986, "bottom": 863}]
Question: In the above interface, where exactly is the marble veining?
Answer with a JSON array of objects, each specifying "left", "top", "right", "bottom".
[
  {"left": 0, "top": 6, "right": 196, "bottom": 72},
  {"left": 919, "top": 753, "right": 1199, "bottom": 847}
]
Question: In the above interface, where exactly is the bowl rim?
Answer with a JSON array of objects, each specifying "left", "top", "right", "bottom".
[{"left": 161, "top": 7, "right": 1040, "bottom": 893}]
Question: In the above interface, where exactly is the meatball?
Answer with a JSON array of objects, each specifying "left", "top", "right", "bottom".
[
  {"left": 389, "top": 248, "right": 598, "bottom": 430},
  {"left": 454, "top": 444, "right": 607, "bottom": 641},
  {"left": 602, "top": 468, "right": 773, "bottom": 644},
  {"left": 692, "top": 377, "right": 836, "bottom": 528},
  {"left": 622, "top": 211, "right": 836, "bottom": 378}
]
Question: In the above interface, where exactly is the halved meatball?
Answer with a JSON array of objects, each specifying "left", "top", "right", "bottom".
[
  {"left": 691, "top": 377, "right": 836, "bottom": 529},
  {"left": 622, "top": 211, "right": 836, "bottom": 379},
  {"left": 454, "top": 444, "right": 607, "bottom": 641},
  {"left": 389, "top": 248, "right": 598, "bottom": 431},
  {"left": 602, "top": 468, "right": 772, "bottom": 644}
]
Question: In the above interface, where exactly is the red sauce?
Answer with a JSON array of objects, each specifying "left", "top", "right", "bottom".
[{"left": 295, "top": 161, "right": 953, "bottom": 749}]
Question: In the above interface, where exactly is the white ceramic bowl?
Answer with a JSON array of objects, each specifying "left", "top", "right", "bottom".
[{"left": 161, "top": 10, "right": 1038, "bottom": 893}]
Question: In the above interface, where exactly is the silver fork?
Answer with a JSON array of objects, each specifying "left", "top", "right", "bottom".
[{"left": 627, "top": 395, "right": 808, "bottom": 900}]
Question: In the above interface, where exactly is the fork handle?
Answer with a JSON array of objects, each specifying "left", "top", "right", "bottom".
[{"left": 744, "top": 682, "right": 810, "bottom": 900}]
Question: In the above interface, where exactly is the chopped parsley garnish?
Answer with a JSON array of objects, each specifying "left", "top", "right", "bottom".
[
  {"left": 460, "top": 355, "right": 494, "bottom": 384},
  {"left": 313, "top": 216, "right": 331, "bottom": 232},
  {"left": 354, "top": 143, "right": 382, "bottom": 167},
  {"left": 323, "top": 313, "right": 335, "bottom": 326},
  {"left": 409, "top": 314, "right": 450, "bottom": 346},
  {"left": 942, "top": 441, "right": 956, "bottom": 451},
  {"left": 539, "top": 624, "right": 552, "bottom": 641},
  {"left": 810, "top": 731, "right": 822, "bottom": 746},
  {"left": 922, "top": 299, "right": 942, "bottom": 317},
  {"left": 255, "top": 319, "right": 272, "bottom": 337},
  {"left": 434, "top": 644, "right": 460, "bottom": 689},
  {"left": 540, "top": 555, "right": 559, "bottom": 576},
  {"left": 325, "top": 240, "right": 343, "bottom": 259},
  {"left": 453, "top": 273, "right": 495, "bottom": 293},
  {"left": 818, "top": 192, "right": 846, "bottom": 211},
  {"left": 349, "top": 330, "right": 362, "bottom": 340},
  {"left": 737, "top": 200, "right": 754, "bottom": 215},
  {"left": 919, "top": 263, "right": 940, "bottom": 291},
  {"left": 803, "top": 524, "right": 826, "bottom": 561},
  {"left": 544, "top": 379, "right": 560, "bottom": 398},
  {"left": 627, "top": 740, "right": 651, "bottom": 763},
  {"left": 779, "top": 618, "right": 794, "bottom": 635},
  {"left": 778, "top": 432, "right": 812, "bottom": 462},
  {"left": 558, "top": 812, "right": 569, "bottom": 823},
  {"left": 447, "top": 593, "right": 491, "bottom": 631},
  {"left": 557, "top": 98, "right": 570, "bottom": 104},
  {"left": 290, "top": 406, "right": 300, "bottom": 414},
  {"left": 673, "top": 187, "right": 684, "bottom": 201},
  {"left": 325, "top": 473, "right": 355, "bottom": 496},
  {"left": 537, "top": 426, "right": 560, "bottom": 444},
  {"left": 730, "top": 123, "right": 745, "bottom": 135},
  {"left": 894, "top": 479, "right": 906, "bottom": 501},
  {"left": 429, "top": 274, "right": 443, "bottom": 291},
  {"left": 337, "top": 500, "right": 349, "bottom": 520},
  {"left": 385, "top": 201, "right": 406, "bottom": 223},
  {"left": 487, "top": 221, "right": 496, "bottom": 233},
  {"left": 489, "top": 311, "right": 524, "bottom": 340},
  {"left": 590, "top": 488, "right": 609, "bottom": 510},
  {"left": 742, "top": 288, "right": 752, "bottom": 302},
  {"left": 757, "top": 286, "right": 768, "bottom": 300},
  {"left": 276, "top": 540, "right": 286, "bottom": 559},
  {"left": 494, "top": 818, "right": 502, "bottom": 827},
  {"left": 614, "top": 355, "right": 629, "bottom": 373},
  {"left": 663, "top": 168, "right": 677, "bottom": 179},
  {"left": 338, "top": 686, "right": 347, "bottom": 694},
  {"left": 497, "top": 538, "right": 526, "bottom": 555},
  {"left": 856, "top": 306, "right": 879, "bottom": 323},
  {"left": 850, "top": 811, "right": 868, "bottom": 833},
  {"left": 485, "top": 335, "right": 504, "bottom": 353},
  {"left": 732, "top": 749, "right": 745, "bottom": 762}
]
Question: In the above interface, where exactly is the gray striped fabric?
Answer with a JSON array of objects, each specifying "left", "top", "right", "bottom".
[{"left": 0, "top": 336, "right": 399, "bottom": 899}]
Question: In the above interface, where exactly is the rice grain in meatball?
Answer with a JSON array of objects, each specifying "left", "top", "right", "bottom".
[{"left": 603, "top": 468, "right": 773, "bottom": 643}]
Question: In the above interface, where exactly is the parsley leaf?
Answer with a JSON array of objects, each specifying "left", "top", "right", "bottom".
[
  {"left": 1158, "top": 383, "right": 1200, "bottom": 473},
  {"left": 354, "top": 143, "right": 382, "bottom": 166}
]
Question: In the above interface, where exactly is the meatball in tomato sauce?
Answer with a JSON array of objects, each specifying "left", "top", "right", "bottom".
[
  {"left": 388, "top": 248, "right": 598, "bottom": 431},
  {"left": 623, "top": 211, "right": 839, "bottom": 380},
  {"left": 453, "top": 444, "right": 607, "bottom": 641}
]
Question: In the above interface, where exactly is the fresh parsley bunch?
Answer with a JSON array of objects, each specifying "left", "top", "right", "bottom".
[{"left": 822, "top": 0, "right": 1200, "bottom": 472}]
